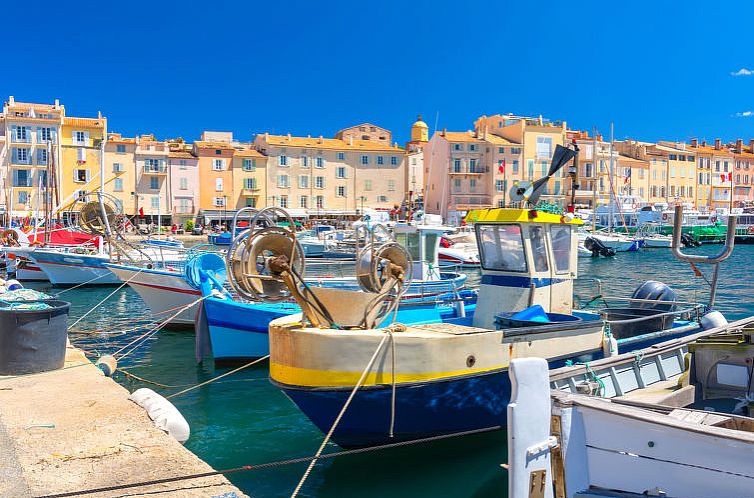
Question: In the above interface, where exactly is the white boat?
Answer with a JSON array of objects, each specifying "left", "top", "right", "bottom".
[
  {"left": 578, "top": 230, "right": 642, "bottom": 257},
  {"left": 438, "top": 229, "right": 480, "bottom": 267}
]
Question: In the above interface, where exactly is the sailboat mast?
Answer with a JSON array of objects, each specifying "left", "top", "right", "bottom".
[
  {"left": 592, "top": 127, "right": 597, "bottom": 231},
  {"left": 608, "top": 123, "right": 614, "bottom": 233}
]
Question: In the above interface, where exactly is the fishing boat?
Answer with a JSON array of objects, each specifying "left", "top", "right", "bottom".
[{"left": 254, "top": 197, "right": 728, "bottom": 448}]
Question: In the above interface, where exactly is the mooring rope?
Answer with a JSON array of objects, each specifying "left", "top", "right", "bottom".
[
  {"left": 165, "top": 356, "right": 270, "bottom": 399},
  {"left": 290, "top": 332, "right": 390, "bottom": 498},
  {"left": 68, "top": 267, "right": 146, "bottom": 329},
  {"left": 35, "top": 425, "right": 502, "bottom": 498}
]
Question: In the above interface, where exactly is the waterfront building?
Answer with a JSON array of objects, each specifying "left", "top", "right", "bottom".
[
  {"left": 2, "top": 97, "right": 65, "bottom": 218},
  {"left": 689, "top": 138, "right": 736, "bottom": 211},
  {"left": 133, "top": 135, "right": 170, "bottom": 225},
  {"left": 254, "top": 128, "right": 406, "bottom": 216},
  {"left": 60, "top": 113, "right": 107, "bottom": 218},
  {"left": 168, "top": 142, "right": 199, "bottom": 226},
  {"left": 730, "top": 139, "right": 754, "bottom": 208},
  {"left": 405, "top": 115, "right": 429, "bottom": 206},
  {"left": 232, "top": 149, "right": 267, "bottom": 210},
  {"left": 103, "top": 133, "right": 137, "bottom": 216},
  {"left": 334, "top": 123, "right": 392, "bottom": 145},
  {"left": 194, "top": 133, "right": 236, "bottom": 226}
]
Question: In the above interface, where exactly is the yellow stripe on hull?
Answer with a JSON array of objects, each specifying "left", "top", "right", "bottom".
[{"left": 270, "top": 361, "right": 506, "bottom": 388}]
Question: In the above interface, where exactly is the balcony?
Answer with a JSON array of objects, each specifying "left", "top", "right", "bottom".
[
  {"left": 11, "top": 135, "right": 31, "bottom": 144},
  {"left": 450, "top": 194, "right": 492, "bottom": 210},
  {"left": 143, "top": 164, "right": 167, "bottom": 174},
  {"left": 242, "top": 187, "right": 260, "bottom": 194},
  {"left": 449, "top": 167, "right": 487, "bottom": 175}
]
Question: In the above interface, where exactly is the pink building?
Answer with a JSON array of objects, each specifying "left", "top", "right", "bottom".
[{"left": 168, "top": 145, "right": 199, "bottom": 225}]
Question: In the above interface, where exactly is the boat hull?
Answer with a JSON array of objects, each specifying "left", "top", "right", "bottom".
[{"left": 28, "top": 251, "right": 121, "bottom": 285}]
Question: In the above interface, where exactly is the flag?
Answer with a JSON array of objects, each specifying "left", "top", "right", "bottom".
[
  {"left": 729, "top": 172, "right": 734, "bottom": 182},
  {"left": 721, "top": 174, "right": 727, "bottom": 183},
  {"left": 139, "top": 207, "right": 144, "bottom": 217},
  {"left": 498, "top": 159, "right": 505, "bottom": 173}
]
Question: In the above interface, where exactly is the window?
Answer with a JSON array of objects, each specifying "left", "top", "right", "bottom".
[
  {"left": 316, "top": 195, "right": 324, "bottom": 208},
  {"left": 213, "top": 159, "right": 225, "bottom": 171},
  {"left": 179, "top": 159, "right": 187, "bottom": 169},
  {"left": 536, "top": 136, "right": 553, "bottom": 158},
  {"left": 216, "top": 178, "right": 224, "bottom": 191},
  {"left": 316, "top": 157, "right": 325, "bottom": 168},
  {"left": 365, "top": 180, "right": 373, "bottom": 191},
  {"left": 498, "top": 200, "right": 505, "bottom": 208},
  {"left": 245, "top": 198, "right": 257, "bottom": 208},
  {"left": 388, "top": 180, "right": 395, "bottom": 191},
  {"left": 18, "top": 191, "right": 29, "bottom": 205},
  {"left": 74, "top": 169, "right": 88, "bottom": 182},
  {"left": 278, "top": 175, "right": 289, "bottom": 188},
  {"left": 377, "top": 156, "right": 384, "bottom": 165},
  {"left": 213, "top": 197, "right": 226, "bottom": 207},
  {"left": 74, "top": 131, "right": 87, "bottom": 145},
  {"left": 512, "top": 160, "right": 519, "bottom": 173},
  {"left": 669, "top": 154, "right": 677, "bottom": 160},
  {"left": 337, "top": 152, "right": 345, "bottom": 161},
  {"left": 511, "top": 147, "right": 522, "bottom": 155},
  {"left": 180, "top": 178, "right": 188, "bottom": 190},
  {"left": 13, "top": 148, "right": 30, "bottom": 164},
  {"left": 530, "top": 226, "right": 549, "bottom": 272},
  {"left": 299, "top": 196, "right": 308, "bottom": 208},
  {"left": 114, "top": 178, "right": 124, "bottom": 191},
  {"left": 116, "top": 144, "right": 126, "bottom": 153},
  {"left": 496, "top": 180, "right": 505, "bottom": 192},
  {"left": 301, "top": 156, "right": 309, "bottom": 168},
  {"left": 391, "top": 156, "right": 398, "bottom": 165},
  {"left": 13, "top": 169, "right": 31, "bottom": 187},
  {"left": 244, "top": 178, "right": 257, "bottom": 190},
  {"left": 336, "top": 167, "right": 346, "bottom": 178},
  {"left": 498, "top": 147, "right": 505, "bottom": 154},
  {"left": 150, "top": 177, "right": 159, "bottom": 189},
  {"left": 477, "top": 224, "right": 527, "bottom": 272},
  {"left": 279, "top": 155, "right": 288, "bottom": 166},
  {"left": 336, "top": 185, "right": 347, "bottom": 197},
  {"left": 38, "top": 170, "right": 48, "bottom": 187},
  {"left": 215, "top": 149, "right": 222, "bottom": 155},
  {"left": 527, "top": 160, "right": 534, "bottom": 179},
  {"left": 454, "top": 159, "right": 462, "bottom": 173},
  {"left": 15, "top": 126, "right": 29, "bottom": 142},
  {"left": 299, "top": 175, "right": 308, "bottom": 189},
  {"left": 453, "top": 143, "right": 462, "bottom": 151},
  {"left": 151, "top": 196, "right": 160, "bottom": 209},
  {"left": 469, "top": 144, "right": 477, "bottom": 151},
  {"left": 550, "top": 225, "right": 572, "bottom": 273},
  {"left": 279, "top": 195, "right": 288, "bottom": 208},
  {"left": 38, "top": 127, "right": 52, "bottom": 143},
  {"left": 361, "top": 155, "right": 369, "bottom": 165},
  {"left": 37, "top": 149, "right": 48, "bottom": 165},
  {"left": 470, "top": 179, "right": 477, "bottom": 192},
  {"left": 113, "top": 162, "right": 123, "bottom": 172},
  {"left": 243, "top": 159, "right": 256, "bottom": 171},
  {"left": 315, "top": 176, "right": 325, "bottom": 188},
  {"left": 469, "top": 159, "right": 478, "bottom": 173},
  {"left": 453, "top": 179, "right": 461, "bottom": 192}
]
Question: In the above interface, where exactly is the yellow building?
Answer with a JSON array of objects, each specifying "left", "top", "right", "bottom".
[
  {"left": 194, "top": 137, "right": 236, "bottom": 226},
  {"left": 232, "top": 149, "right": 267, "bottom": 210},
  {"left": 60, "top": 114, "right": 107, "bottom": 216},
  {"left": 103, "top": 133, "right": 137, "bottom": 216}
]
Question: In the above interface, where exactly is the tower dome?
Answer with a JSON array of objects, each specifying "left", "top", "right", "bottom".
[{"left": 411, "top": 114, "right": 429, "bottom": 142}]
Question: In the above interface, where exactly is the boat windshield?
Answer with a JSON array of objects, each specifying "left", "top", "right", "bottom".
[
  {"left": 550, "top": 225, "right": 572, "bottom": 273},
  {"left": 477, "top": 224, "right": 527, "bottom": 272}
]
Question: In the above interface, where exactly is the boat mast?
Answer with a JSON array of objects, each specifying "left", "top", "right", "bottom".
[
  {"left": 592, "top": 127, "right": 597, "bottom": 231},
  {"left": 609, "top": 123, "right": 614, "bottom": 233}
]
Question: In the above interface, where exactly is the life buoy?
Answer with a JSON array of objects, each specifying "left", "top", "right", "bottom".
[
  {"left": 632, "top": 203, "right": 638, "bottom": 209},
  {"left": 662, "top": 213, "right": 669, "bottom": 221},
  {"left": 1, "top": 229, "right": 19, "bottom": 247},
  {"left": 711, "top": 216, "right": 717, "bottom": 224},
  {"left": 747, "top": 226, "right": 754, "bottom": 235}
]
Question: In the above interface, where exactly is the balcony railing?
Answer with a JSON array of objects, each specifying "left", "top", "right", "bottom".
[
  {"left": 13, "top": 179, "right": 33, "bottom": 187},
  {"left": 450, "top": 167, "right": 487, "bottom": 175},
  {"left": 450, "top": 195, "right": 492, "bottom": 210},
  {"left": 144, "top": 164, "right": 167, "bottom": 174},
  {"left": 11, "top": 136, "right": 31, "bottom": 144}
]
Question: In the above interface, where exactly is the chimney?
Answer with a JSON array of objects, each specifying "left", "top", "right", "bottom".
[
  {"left": 98, "top": 111, "right": 102, "bottom": 119},
  {"left": 691, "top": 138, "right": 698, "bottom": 147},
  {"left": 715, "top": 138, "right": 721, "bottom": 150},
  {"left": 702, "top": 139, "right": 707, "bottom": 147},
  {"left": 287, "top": 133, "right": 291, "bottom": 140},
  {"left": 318, "top": 135, "right": 324, "bottom": 144},
  {"left": 750, "top": 139, "right": 754, "bottom": 152},
  {"left": 441, "top": 128, "right": 446, "bottom": 137},
  {"left": 348, "top": 136, "right": 353, "bottom": 146},
  {"left": 736, "top": 138, "right": 743, "bottom": 153},
  {"left": 8, "top": 96, "right": 14, "bottom": 104},
  {"left": 264, "top": 132, "right": 269, "bottom": 140}
]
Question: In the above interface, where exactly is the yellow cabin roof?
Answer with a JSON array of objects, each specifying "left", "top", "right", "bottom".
[{"left": 465, "top": 208, "right": 584, "bottom": 225}]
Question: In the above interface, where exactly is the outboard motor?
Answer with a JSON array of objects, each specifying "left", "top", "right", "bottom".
[
  {"left": 629, "top": 280, "right": 677, "bottom": 312},
  {"left": 584, "top": 236, "right": 616, "bottom": 257},
  {"left": 680, "top": 233, "right": 700, "bottom": 248}
]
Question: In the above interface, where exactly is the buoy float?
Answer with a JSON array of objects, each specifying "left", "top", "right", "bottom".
[
  {"left": 129, "top": 388, "right": 190, "bottom": 443},
  {"left": 701, "top": 311, "right": 728, "bottom": 330},
  {"left": 95, "top": 354, "right": 118, "bottom": 377}
]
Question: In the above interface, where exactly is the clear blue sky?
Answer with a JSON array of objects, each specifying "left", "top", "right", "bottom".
[{"left": 4, "top": 0, "right": 754, "bottom": 145}]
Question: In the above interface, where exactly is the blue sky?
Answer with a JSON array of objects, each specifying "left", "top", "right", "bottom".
[{"left": 4, "top": 0, "right": 754, "bottom": 145}]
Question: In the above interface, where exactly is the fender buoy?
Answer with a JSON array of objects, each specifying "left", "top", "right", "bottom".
[
  {"left": 129, "top": 388, "right": 190, "bottom": 443},
  {"left": 747, "top": 226, "right": 754, "bottom": 235},
  {"left": 711, "top": 216, "right": 717, "bottom": 223},
  {"left": 632, "top": 203, "right": 638, "bottom": 209},
  {"left": 662, "top": 213, "right": 669, "bottom": 221}
]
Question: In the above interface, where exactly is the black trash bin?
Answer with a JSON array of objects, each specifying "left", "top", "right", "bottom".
[
  {"left": 602, "top": 307, "right": 674, "bottom": 340},
  {"left": 0, "top": 300, "right": 71, "bottom": 375}
]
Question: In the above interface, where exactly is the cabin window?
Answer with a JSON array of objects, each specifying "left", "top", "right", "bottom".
[
  {"left": 715, "top": 363, "right": 750, "bottom": 388},
  {"left": 476, "top": 224, "right": 527, "bottom": 272},
  {"left": 550, "top": 225, "right": 572, "bottom": 273},
  {"left": 529, "top": 226, "right": 549, "bottom": 272},
  {"left": 395, "top": 232, "right": 421, "bottom": 262}
]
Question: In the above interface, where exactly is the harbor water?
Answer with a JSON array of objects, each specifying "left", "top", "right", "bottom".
[{"left": 54, "top": 244, "right": 754, "bottom": 497}]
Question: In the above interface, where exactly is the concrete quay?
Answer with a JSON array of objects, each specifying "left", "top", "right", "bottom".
[{"left": 0, "top": 346, "right": 246, "bottom": 498}]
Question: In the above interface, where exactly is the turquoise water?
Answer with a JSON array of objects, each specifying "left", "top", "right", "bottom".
[{"left": 56, "top": 244, "right": 754, "bottom": 497}]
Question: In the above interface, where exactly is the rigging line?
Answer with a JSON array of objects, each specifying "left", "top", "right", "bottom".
[
  {"left": 68, "top": 267, "right": 146, "bottom": 329},
  {"left": 290, "top": 332, "right": 390, "bottom": 498},
  {"left": 53, "top": 271, "right": 110, "bottom": 295},
  {"left": 35, "top": 425, "right": 502, "bottom": 498},
  {"left": 165, "top": 356, "right": 269, "bottom": 399}
]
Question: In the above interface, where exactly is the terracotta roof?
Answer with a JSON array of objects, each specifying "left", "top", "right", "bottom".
[
  {"left": 262, "top": 135, "right": 403, "bottom": 152},
  {"left": 64, "top": 117, "right": 105, "bottom": 127},
  {"left": 617, "top": 154, "right": 649, "bottom": 165},
  {"left": 484, "top": 134, "right": 521, "bottom": 146},
  {"left": 235, "top": 149, "right": 266, "bottom": 158},
  {"left": 194, "top": 140, "right": 236, "bottom": 150},
  {"left": 168, "top": 151, "right": 196, "bottom": 159},
  {"left": 439, "top": 131, "right": 486, "bottom": 143},
  {"left": 689, "top": 145, "right": 734, "bottom": 157},
  {"left": 6, "top": 101, "right": 59, "bottom": 111}
]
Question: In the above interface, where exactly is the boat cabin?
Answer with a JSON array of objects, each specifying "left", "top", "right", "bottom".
[
  {"left": 466, "top": 208, "right": 582, "bottom": 329},
  {"left": 392, "top": 219, "right": 450, "bottom": 282}
]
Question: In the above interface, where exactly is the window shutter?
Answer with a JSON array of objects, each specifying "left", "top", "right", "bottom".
[
  {"left": 11, "top": 148, "right": 17, "bottom": 163},
  {"left": 51, "top": 129, "right": 57, "bottom": 144},
  {"left": 84, "top": 131, "right": 90, "bottom": 145}
]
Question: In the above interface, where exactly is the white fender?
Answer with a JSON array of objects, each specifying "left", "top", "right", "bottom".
[
  {"left": 701, "top": 310, "right": 727, "bottom": 330},
  {"left": 129, "top": 388, "right": 190, "bottom": 443}
]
